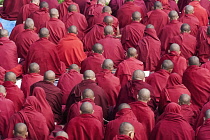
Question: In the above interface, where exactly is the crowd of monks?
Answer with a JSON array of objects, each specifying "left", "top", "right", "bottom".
[{"left": 0, "top": 0, "right": 210, "bottom": 139}]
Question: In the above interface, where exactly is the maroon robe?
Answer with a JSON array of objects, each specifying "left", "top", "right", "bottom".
[
  {"left": 72, "top": 0, "right": 89, "bottom": 14},
  {"left": 121, "top": 21, "right": 145, "bottom": 51},
  {"left": 137, "top": 28, "right": 161, "bottom": 71},
  {"left": 108, "top": 0, "right": 124, "bottom": 16},
  {"left": 57, "top": 69, "right": 83, "bottom": 105},
  {"left": 115, "top": 57, "right": 144, "bottom": 87},
  {"left": 180, "top": 104, "right": 196, "bottom": 127},
  {"left": 9, "top": 24, "right": 24, "bottom": 42},
  {"left": 144, "top": 0, "right": 156, "bottom": 11},
  {"left": 200, "top": 0, "right": 210, "bottom": 16},
  {"left": 40, "top": 0, "right": 59, "bottom": 10},
  {"left": 96, "top": 69, "right": 121, "bottom": 106},
  {"left": 113, "top": 135, "right": 132, "bottom": 140},
  {"left": 4, "top": 136, "right": 27, "bottom": 140},
  {"left": 169, "top": 0, "right": 179, "bottom": 13},
  {"left": 24, "top": 38, "right": 66, "bottom": 76},
  {"left": 201, "top": 61, "right": 210, "bottom": 71},
  {"left": 97, "top": 35, "right": 125, "bottom": 68},
  {"left": 53, "top": 136, "right": 68, "bottom": 140},
  {"left": 196, "top": 26, "right": 207, "bottom": 51},
  {"left": 196, "top": 119, "right": 210, "bottom": 140},
  {"left": 178, "top": 0, "right": 191, "bottom": 12},
  {"left": 0, "top": 67, "right": 6, "bottom": 85},
  {"left": 198, "top": 36, "right": 210, "bottom": 63}
]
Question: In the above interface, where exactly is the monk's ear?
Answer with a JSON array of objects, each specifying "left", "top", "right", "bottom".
[
  {"left": 25, "top": 132, "right": 28, "bottom": 138},
  {"left": 168, "top": 50, "right": 170, "bottom": 53},
  {"left": 80, "top": 110, "right": 82, "bottom": 114},
  {"left": 12, "top": 130, "right": 14, "bottom": 135},
  {"left": 92, "top": 110, "right": 95, "bottom": 114}
]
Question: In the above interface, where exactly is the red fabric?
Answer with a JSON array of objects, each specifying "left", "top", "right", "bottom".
[
  {"left": 156, "top": 51, "right": 187, "bottom": 76},
  {"left": 21, "top": 73, "right": 43, "bottom": 98},
  {"left": 65, "top": 114, "right": 104, "bottom": 140},
  {"left": 53, "top": 136, "right": 68, "bottom": 140},
  {"left": 97, "top": 35, "right": 125, "bottom": 68},
  {"left": 180, "top": 104, "right": 196, "bottom": 127},
  {"left": 183, "top": 65, "right": 210, "bottom": 110},
  {"left": 57, "top": 33, "right": 86, "bottom": 68},
  {"left": 9, "top": 24, "right": 24, "bottom": 42},
  {"left": 57, "top": 69, "right": 83, "bottom": 105},
  {"left": 96, "top": 69, "right": 121, "bottom": 106},
  {"left": 7, "top": 64, "right": 23, "bottom": 78},
  {"left": 41, "top": 18, "right": 66, "bottom": 44},
  {"left": 3, "top": 81, "right": 24, "bottom": 112},
  {"left": 24, "top": 38, "right": 66, "bottom": 76},
  {"left": 144, "top": 0, "right": 156, "bottom": 11},
  {"left": 16, "top": 3, "right": 39, "bottom": 25},
  {"left": 31, "top": 87, "right": 55, "bottom": 132},
  {"left": 112, "top": 135, "right": 132, "bottom": 140},
  {"left": 115, "top": 57, "right": 144, "bottom": 87},
  {"left": 30, "top": 81, "right": 62, "bottom": 123},
  {"left": 0, "top": 67, "right": 6, "bottom": 85},
  {"left": 178, "top": 0, "right": 191, "bottom": 11},
  {"left": 134, "top": 0, "right": 148, "bottom": 15},
  {"left": 72, "top": 0, "right": 89, "bottom": 14},
  {"left": 121, "top": 21, "right": 145, "bottom": 51},
  {"left": 169, "top": 0, "right": 179, "bottom": 13},
  {"left": 0, "top": 37, "right": 18, "bottom": 70},
  {"left": 6, "top": 96, "right": 49, "bottom": 140},
  {"left": 4, "top": 136, "right": 27, "bottom": 140},
  {"left": 40, "top": 0, "right": 59, "bottom": 10},
  {"left": 137, "top": 28, "right": 161, "bottom": 71},
  {"left": 197, "top": 26, "right": 207, "bottom": 46},
  {"left": 15, "top": 29, "right": 39, "bottom": 59},
  {"left": 200, "top": 0, "right": 210, "bottom": 16},
  {"left": 196, "top": 119, "right": 210, "bottom": 140},
  {"left": 105, "top": 108, "right": 147, "bottom": 140},
  {"left": 159, "top": 20, "right": 183, "bottom": 55},
  {"left": 201, "top": 61, "right": 210, "bottom": 71},
  {"left": 198, "top": 36, "right": 210, "bottom": 63},
  {"left": 108, "top": 0, "right": 124, "bottom": 16},
  {"left": 80, "top": 53, "right": 105, "bottom": 74}
]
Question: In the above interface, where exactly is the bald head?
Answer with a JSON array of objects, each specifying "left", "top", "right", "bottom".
[
  {"left": 82, "top": 89, "right": 95, "bottom": 100},
  {"left": 68, "top": 4, "right": 77, "bottom": 12},
  {"left": 0, "top": 29, "right": 9, "bottom": 38},
  {"left": 40, "top": 1, "right": 49, "bottom": 9},
  {"left": 207, "top": 26, "right": 210, "bottom": 35},
  {"left": 14, "top": 123, "right": 28, "bottom": 138},
  {"left": 189, "top": 56, "right": 200, "bottom": 66},
  {"left": 102, "top": 59, "right": 114, "bottom": 70},
  {"left": 56, "top": 131, "right": 68, "bottom": 139},
  {"left": 31, "top": 0, "right": 40, "bottom": 5},
  {"left": 69, "top": 64, "right": 80, "bottom": 72},
  {"left": 206, "top": 109, "right": 210, "bottom": 119},
  {"left": 102, "top": 6, "right": 112, "bottom": 14},
  {"left": 39, "top": 28, "right": 49, "bottom": 38},
  {"left": 119, "top": 122, "right": 134, "bottom": 138},
  {"left": 181, "top": 23, "right": 191, "bottom": 33},
  {"left": 24, "top": 18, "right": 34, "bottom": 29},
  {"left": 146, "top": 24, "right": 154, "bottom": 29},
  {"left": 161, "top": 60, "right": 174, "bottom": 71},
  {"left": 104, "top": 25, "right": 114, "bottom": 35},
  {"left": 92, "top": 43, "right": 104, "bottom": 54},
  {"left": 80, "top": 102, "right": 94, "bottom": 114},
  {"left": 132, "top": 11, "right": 141, "bottom": 21},
  {"left": 5, "top": 72, "right": 16, "bottom": 83},
  {"left": 154, "top": 1, "right": 162, "bottom": 9},
  {"left": 138, "top": 88, "right": 151, "bottom": 102},
  {"left": 83, "top": 70, "right": 95, "bottom": 80},
  {"left": 29, "top": 63, "right": 40, "bottom": 73},
  {"left": 132, "top": 70, "right": 145, "bottom": 80},
  {"left": 169, "top": 10, "right": 179, "bottom": 20},
  {"left": 50, "top": 8, "right": 59, "bottom": 18},
  {"left": 170, "top": 43, "right": 180, "bottom": 52},
  {"left": 127, "top": 48, "right": 138, "bottom": 58},
  {"left": 0, "top": 85, "right": 6, "bottom": 96},
  {"left": 103, "top": 16, "right": 114, "bottom": 25},
  {"left": 44, "top": 70, "right": 55, "bottom": 83},
  {"left": 185, "top": 5, "right": 194, "bottom": 14},
  {"left": 118, "top": 103, "right": 131, "bottom": 111},
  {"left": 68, "top": 25, "right": 77, "bottom": 34},
  {"left": 97, "top": 0, "right": 106, "bottom": 5},
  {"left": 179, "top": 94, "right": 191, "bottom": 105}
]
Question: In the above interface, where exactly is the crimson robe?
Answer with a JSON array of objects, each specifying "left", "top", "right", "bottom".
[
  {"left": 57, "top": 33, "right": 86, "bottom": 67},
  {"left": 6, "top": 97, "right": 49, "bottom": 140},
  {"left": 15, "top": 29, "right": 39, "bottom": 59},
  {"left": 200, "top": 0, "right": 210, "bottom": 16},
  {"left": 196, "top": 26, "right": 207, "bottom": 50},
  {"left": 3, "top": 81, "right": 24, "bottom": 112},
  {"left": 96, "top": 69, "right": 121, "bottom": 106},
  {"left": 198, "top": 36, "right": 210, "bottom": 63},
  {"left": 9, "top": 24, "right": 24, "bottom": 43},
  {"left": 144, "top": 0, "right": 156, "bottom": 11},
  {"left": 178, "top": 0, "right": 191, "bottom": 12},
  {"left": 169, "top": 0, "right": 179, "bottom": 13},
  {"left": 41, "top": 18, "right": 66, "bottom": 44},
  {"left": 180, "top": 104, "right": 196, "bottom": 127},
  {"left": 40, "top": 0, "right": 59, "bottom": 10},
  {"left": 0, "top": 67, "right": 6, "bottom": 85},
  {"left": 201, "top": 61, "right": 210, "bottom": 71},
  {"left": 97, "top": 35, "right": 125, "bottom": 68},
  {"left": 24, "top": 38, "right": 66, "bottom": 76},
  {"left": 21, "top": 73, "right": 43, "bottom": 98},
  {"left": 0, "top": 37, "right": 18, "bottom": 70},
  {"left": 108, "top": 0, "right": 124, "bottom": 16},
  {"left": 80, "top": 53, "right": 105, "bottom": 74},
  {"left": 113, "top": 135, "right": 132, "bottom": 140},
  {"left": 121, "top": 21, "right": 145, "bottom": 51},
  {"left": 65, "top": 114, "right": 104, "bottom": 140},
  {"left": 72, "top": 0, "right": 89, "bottom": 14},
  {"left": 115, "top": 57, "right": 144, "bottom": 87},
  {"left": 57, "top": 69, "right": 83, "bottom": 105},
  {"left": 30, "top": 81, "right": 63, "bottom": 123},
  {"left": 4, "top": 136, "right": 27, "bottom": 140},
  {"left": 137, "top": 28, "right": 161, "bottom": 71},
  {"left": 105, "top": 108, "right": 147, "bottom": 140},
  {"left": 183, "top": 65, "right": 210, "bottom": 110},
  {"left": 196, "top": 119, "right": 210, "bottom": 140}
]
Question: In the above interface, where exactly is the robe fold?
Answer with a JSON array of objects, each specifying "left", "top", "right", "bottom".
[
  {"left": 198, "top": 36, "right": 210, "bottom": 63},
  {"left": 180, "top": 104, "right": 196, "bottom": 127},
  {"left": 196, "top": 119, "right": 210, "bottom": 140},
  {"left": 4, "top": 136, "right": 27, "bottom": 140},
  {"left": 0, "top": 67, "right": 5, "bottom": 85},
  {"left": 113, "top": 135, "right": 132, "bottom": 140},
  {"left": 9, "top": 24, "right": 25, "bottom": 43},
  {"left": 201, "top": 61, "right": 210, "bottom": 72},
  {"left": 196, "top": 26, "right": 207, "bottom": 50},
  {"left": 108, "top": 0, "right": 124, "bottom": 16},
  {"left": 72, "top": 0, "right": 89, "bottom": 14},
  {"left": 40, "top": 0, "right": 59, "bottom": 10},
  {"left": 177, "top": 0, "right": 191, "bottom": 12}
]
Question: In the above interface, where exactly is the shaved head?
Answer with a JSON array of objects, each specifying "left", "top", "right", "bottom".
[
  {"left": 146, "top": 24, "right": 154, "bottom": 29},
  {"left": 179, "top": 94, "right": 191, "bottom": 105},
  {"left": 83, "top": 70, "right": 95, "bottom": 80},
  {"left": 169, "top": 10, "right": 179, "bottom": 20},
  {"left": 132, "top": 70, "right": 145, "bottom": 80},
  {"left": 103, "top": 16, "right": 114, "bottom": 25},
  {"left": 207, "top": 26, "right": 210, "bottom": 35},
  {"left": 119, "top": 122, "right": 134, "bottom": 137},
  {"left": 104, "top": 25, "right": 114, "bottom": 35},
  {"left": 31, "top": 0, "right": 40, "bottom": 4},
  {"left": 0, "top": 85, "right": 6, "bottom": 96},
  {"left": 161, "top": 60, "right": 174, "bottom": 71},
  {"left": 92, "top": 43, "right": 104, "bottom": 54},
  {"left": 5, "top": 72, "right": 16, "bottom": 83},
  {"left": 44, "top": 70, "right": 55, "bottom": 82},
  {"left": 56, "top": 131, "right": 69, "bottom": 139},
  {"left": 80, "top": 102, "right": 94, "bottom": 114},
  {"left": 189, "top": 56, "right": 200, "bottom": 66},
  {"left": 14, "top": 123, "right": 28, "bottom": 138},
  {"left": 185, "top": 5, "right": 194, "bottom": 14},
  {"left": 29, "top": 63, "right": 40, "bottom": 73},
  {"left": 118, "top": 103, "right": 131, "bottom": 111},
  {"left": 39, "top": 28, "right": 49, "bottom": 38},
  {"left": 206, "top": 109, "right": 210, "bottom": 119},
  {"left": 69, "top": 64, "right": 80, "bottom": 72},
  {"left": 132, "top": 11, "right": 141, "bottom": 21},
  {"left": 68, "top": 25, "right": 77, "bottom": 34},
  {"left": 68, "top": 4, "right": 77, "bottom": 12},
  {"left": 40, "top": 1, "right": 49, "bottom": 9},
  {"left": 170, "top": 43, "right": 180, "bottom": 52},
  {"left": 24, "top": 18, "right": 34, "bottom": 29},
  {"left": 154, "top": 1, "right": 162, "bottom": 9},
  {"left": 102, "top": 6, "right": 112, "bottom": 13},
  {"left": 82, "top": 89, "right": 94, "bottom": 100},
  {"left": 97, "top": 0, "right": 106, "bottom": 5},
  {"left": 138, "top": 88, "right": 150, "bottom": 102},
  {"left": 181, "top": 23, "right": 191, "bottom": 33},
  {"left": 127, "top": 47, "right": 138, "bottom": 58},
  {"left": 102, "top": 59, "right": 114, "bottom": 70},
  {"left": 0, "top": 29, "right": 9, "bottom": 37},
  {"left": 50, "top": 8, "right": 59, "bottom": 18}
]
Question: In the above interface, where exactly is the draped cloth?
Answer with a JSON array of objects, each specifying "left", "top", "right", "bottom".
[
  {"left": 9, "top": 24, "right": 25, "bottom": 42},
  {"left": 196, "top": 119, "right": 210, "bottom": 140}
]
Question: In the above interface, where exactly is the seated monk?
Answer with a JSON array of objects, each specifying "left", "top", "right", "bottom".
[
  {"left": 115, "top": 48, "right": 144, "bottom": 87},
  {"left": 137, "top": 24, "right": 161, "bottom": 71},
  {"left": 170, "top": 23, "right": 197, "bottom": 60},
  {"left": 0, "top": 29, "right": 18, "bottom": 70},
  {"left": 57, "top": 64, "right": 83, "bottom": 105},
  {"left": 30, "top": 70, "right": 62, "bottom": 123},
  {"left": 40, "top": 0, "right": 59, "bottom": 10},
  {"left": 41, "top": 8, "right": 65, "bottom": 44},
  {"left": 96, "top": 59, "right": 121, "bottom": 107},
  {"left": 15, "top": 18, "right": 39, "bottom": 60},
  {"left": 54, "top": 131, "right": 68, "bottom": 140},
  {"left": 16, "top": 0, "right": 39, "bottom": 25},
  {"left": 129, "top": 88, "right": 155, "bottom": 139},
  {"left": 7, "top": 97, "right": 49, "bottom": 140},
  {"left": 183, "top": 56, "right": 210, "bottom": 110},
  {"left": 121, "top": 11, "right": 145, "bottom": 51},
  {"left": 9, "top": 24, "right": 24, "bottom": 42},
  {"left": 97, "top": 26, "right": 125, "bottom": 68},
  {"left": 65, "top": 102, "right": 104, "bottom": 140},
  {"left": 21, "top": 63, "right": 43, "bottom": 98},
  {"left": 24, "top": 28, "right": 66, "bottom": 76},
  {"left": 105, "top": 103, "right": 147, "bottom": 140},
  {"left": 3, "top": 72, "right": 24, "bottom": 112},
  {"left": 113, "top": 122, "right": 135, "bottom": 140},
  {"left": 57, "top": 25, "right": 86, "bottom": 68},
  {"left": 81, "top": 43, "right": 105, "bottom": 74},
  {"left": 67, "top": 89, "right": 103, "bottom": 123},
  {"left": 156, "top": 43, "right": 187, "bottom": 76}
]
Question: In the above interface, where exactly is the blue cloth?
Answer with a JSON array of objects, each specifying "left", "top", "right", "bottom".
[{"left": 0, "top": 18, "right": 16, "bottom": 35}]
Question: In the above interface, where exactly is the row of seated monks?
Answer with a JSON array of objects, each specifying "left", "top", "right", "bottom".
[{"left": 0, "top": 0, "right": 210, "bottom": 139}]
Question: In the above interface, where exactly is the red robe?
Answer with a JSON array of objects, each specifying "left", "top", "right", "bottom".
[
  {"left": 40, "top": 0, "right": 59, "bottom": 10},
  {"left": 121, "top": 21, "right": 145, "bottom": 51},
  {"left": 57, "top": 0, "right": 80, "bottom": 21},
  {"left": 21, "top": 73, "right": 43, "bottom": 98},
  {"left": 97, "top": 35, "right": 125, "bottom": 68},
  {"left": 178, "top": 0, "right": 191, "bottom": 12},
  {"left": 16, "top": 3, "right": 39, "bottom": 25},
  {"left": 15, "top": 29, "right": 39, "bottom": 59},
  {"left": 105, "top": 108, "right": 147, "bottom": 140},
  {"left": 24, "top": 38, "right": 66, "bottom": 76},
  {"left": 0, "top": 67, "right": 6, "bottom": 85},
  {"left": 7, "top": 96, "right": 49, "bottom": 140},
  {"left": 113, "top": 135, "right": 132, "bottom": 140},
  {"left": 196, "top": 119, "right": 210, "bottom": 140},
  {"left": 183, "top": 65, "right": 210, "bottom": 110},
  {"left": 57, "top": 33, "right": 86, "bottom": 68},
  {"left": 41, "top": 18, "right": 66, "bottom": 44},
  {"left": 200, "top": 0, "right": 210, "bottom": 16},
  {"left": 72, "top": 0, "right": 89, "bottom": 14},
  {"left": 108, "top": 0, "right": 124, "bottom": 16},
  {"left": 9, "top": 24, "right": 24, "bottom": 43},
  {"left": 80, "top": 53, "right": 105, "bottom": 74},
  {"left": 3, "top": 81, "right": 24, "bottom": 112},
  {"left": 159, "top": 20, "right": 183, "bottom": 55},
  {"left": 144, "top": 0, "right": 156, "bottom": 11},
  {"left": 0, "top": 37, "right": 18, "bottom": 70},
  {"left": 4, "top": 136, "right": 27, "bottom": 140},
  {"left": 57, "top": 69, "right": 83, "bottom": 105},
  {"left": 137, "top": 28, "right": 161, "bottom": 71},
  {"left": 65, "top": 114, "right": 104, "bottom": 140},
  {"left": 30, "top": 81, "right": 63, "bottom": 123},
  {"left": 201, "top": 61, "right": 210, "bottom": 71},
  {"left": 198, "top": 36, "right": 210, "bottom": 63},
  {"left": 96, "top": 69, "right": 121, "bottom": 106},
  {"left": 196, "top": 26, "right": 207, "bottom": 51},
  {"left": 169, "top": 0, "right": 180, "bottom": 13},
  {"left": 180, "top": 104, "right": 196, "bottom": 127},
  {"left": 53, "top": 136, "right": 68, "bottom": 140},
  {"left": 115, "top": 57, "right": 144, "bottom": 87},
  {"left": 156, "top": 51, "right": 187, "bottom": 76}
]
